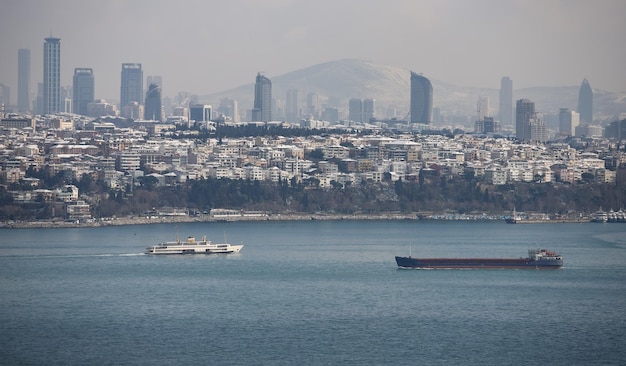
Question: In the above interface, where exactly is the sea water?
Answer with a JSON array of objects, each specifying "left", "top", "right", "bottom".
[{"left": 1, "top": 220, "right": 625, "bottom": 365}]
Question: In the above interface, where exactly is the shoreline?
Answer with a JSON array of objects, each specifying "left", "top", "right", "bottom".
[
  {"left": 0, "top": 213, "right": 420, "bottom": 229},
  {"left": 0, "top": 212, "right": 596, "bottom": 229}
]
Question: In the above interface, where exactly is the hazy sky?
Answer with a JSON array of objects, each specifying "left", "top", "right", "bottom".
[{"left": 1, "top": 0, "right": 625, "bottom": 103}]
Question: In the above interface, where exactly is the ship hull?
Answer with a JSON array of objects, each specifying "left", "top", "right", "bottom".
[{"left": 395, "top": 256, "right": 563, "bottom": 269}]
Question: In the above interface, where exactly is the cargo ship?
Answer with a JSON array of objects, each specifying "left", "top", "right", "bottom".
[{"left": 395, "top": 248, "right": 563, "bottom": 269}]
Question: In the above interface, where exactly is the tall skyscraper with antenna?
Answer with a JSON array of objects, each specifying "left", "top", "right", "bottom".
[
  {"left": 18, "top": 49, "right": 31, "bottom": 112},
  {"left": 577, "top": 78, "right": 593, "bottom": 124},
  {"left": 410, "top": 72, "right": 433, "bottom": 124},
  {"left": 43, "top": 37, "right": 61, "bottom": 114}
]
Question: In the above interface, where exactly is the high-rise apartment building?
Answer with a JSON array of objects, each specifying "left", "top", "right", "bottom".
[
  {"left": 363, "top": 98, "right": 375, "bottom": 122},
  {"left": 498, "top": 77, "right": 513, "bottom": 126},
  {"left": 577, "top": 78, "right": 593, "bottom": 124},
  {"left": 43, "top": 37, "right": 61, "bottom": 114},
  {"left": 477, "top": 96, "right": 490, "bottom": 121},
  {"left": 72, "top": 68, "right": 94, "bottom": 116},
  {"left": 120, "top": 63, "right": 143, "bottom": 118},
  {"left": 559, "top": 108, "right": 580, "bottom": 137},
  {"left": 516, "top": 99, "right": 534, "bottom": 141},
  {"left": 18, "top": 49, "right": 31, "bottom": 112},
  {"left": 529, "top": 118, "right": 547, "bottom": 143},
  {"left": 348, "top": 98, "right": 363, "bottom": 123},
  {"left": 347, "top": 98, "right": 375, "bottom": 123},
  {"left": 474, "top": 116, "right": 500, "bottom": 134},
  {"left": 144, "top": 83, "right": 163, "bottom": 121},
  {"left": 483, "top": 117, "right": 499, "bottom": 134},
  {"left": 410, "top": 72, "right": 433, "bottom": 124},
  {"left": 285, "top": 89, "right": 299, "bottom": 123},
  {"left": 515, "top": 99, "right": 545, "bottom": 142},
  {"left": 307, "top": 92, "right": 320, "bottom": 119},
  {"left": 252, "top": 73, "right": 271, "bottom": 122},
  {"left": 321, "top": 107, "right": 339, "bottom": 123}
]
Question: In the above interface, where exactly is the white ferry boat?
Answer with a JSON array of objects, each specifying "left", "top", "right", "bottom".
[{"left": 146, "top": 236, "right": 243, "bottom": 255}]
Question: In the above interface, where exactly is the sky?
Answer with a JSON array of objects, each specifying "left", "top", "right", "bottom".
[{"left": 1, "top": 0, "right": 625, "bottom": 103}]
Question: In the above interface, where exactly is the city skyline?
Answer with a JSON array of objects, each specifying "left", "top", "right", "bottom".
[{"left": 1, "top": 0, "right": 625, "bottom": 103}]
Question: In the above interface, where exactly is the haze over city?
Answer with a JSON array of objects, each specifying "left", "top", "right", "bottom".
[{"left": 1, "top": 0, "right": 625, "bottom": 103}]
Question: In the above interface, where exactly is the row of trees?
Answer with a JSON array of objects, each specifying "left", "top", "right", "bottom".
[
  {"left": 103, "top": 172, "right": 626, "bottom": 217},
  {"left": 3, "top": 164, "right": 626, "bottom": 221}
]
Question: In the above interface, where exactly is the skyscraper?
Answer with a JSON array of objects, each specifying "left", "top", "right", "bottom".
[
  {"left": 363, "top": 98, "right": 375, "bottom": 122},
  {"left": 477, "top": 96, "right": 490, "bottom": 121},
  {"left": 144, "top": 83, "right": 163, "bottom": 121},
  {"left": 285, "top": 89, "right": 299, "bottom": 123},
  {"left": 307, "top": 92, "right": 320, "bottom": 119},
  {"left": 18, "top": 49, "right": 31, "bottom": 112},
  {"left": 43, "top": 37, "right": 61, "bottom": 114},
  {"left": 559, "top": 108, "right": 580, "bottom": 137},
  {"left": 348, "top": 98, "right": 363, "bottom": 122},
  {"left": 577, "top": 78, "right": 593, "bottom": 124},
  {"left": 498, "top": 77, "right": 513, "bottom": 126},
  {"left": 252, "top": 73, "right": 271, "bottom": 122},
  {"left": 410, "top": 72, "right": 433, "bottom": 124},
  {"left": 516, "top": 99, "right": 535, "bottom": 141},
  {"left": 321, "top": 107, "right": 339, "bottom": 123},
  {"left": 120, "top": 63, "right": 143, "bottom": 117},
  {"left": 72, "top": 68, "right": 94, "bottom": 116}
]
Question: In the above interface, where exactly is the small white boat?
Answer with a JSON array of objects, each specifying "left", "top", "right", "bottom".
[
  {"left": 146, "top": 235, "right": 243, "bottom": 255},
  {"left": 591, "top": 210, "right": 608, "bottom": 223}
]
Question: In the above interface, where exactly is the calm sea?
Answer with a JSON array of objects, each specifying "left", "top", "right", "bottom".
[{"left": 1, "top": 220, "right": 625, "bottom": 365}]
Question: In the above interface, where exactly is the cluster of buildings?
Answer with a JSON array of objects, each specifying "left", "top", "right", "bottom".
[
  {"left": 474, "top": 77, "right": 596, "bottom": 142},
  {"left": 1, "top": 106, "right": 624, "bottom": 220}
]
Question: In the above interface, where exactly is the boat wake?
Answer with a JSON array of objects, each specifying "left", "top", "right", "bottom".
[{"left": 1, "top": 253, "right": 146, "bottom": 259}]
